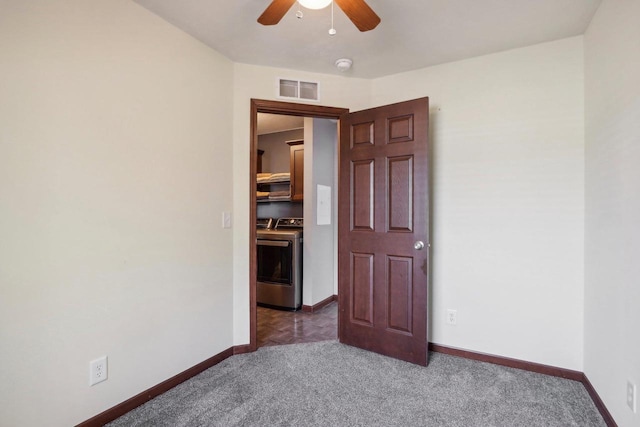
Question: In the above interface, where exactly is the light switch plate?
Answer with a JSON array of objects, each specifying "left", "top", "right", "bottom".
[
  {"left": 222, "top": 212, "right": 232, "bottom": 229},
  {"left": 628, "top": 380, "right": 637, "bottom": 413}
]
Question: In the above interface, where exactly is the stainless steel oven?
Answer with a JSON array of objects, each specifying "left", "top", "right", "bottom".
[{"left": 256, "top": 218, "right": 303, "bottom": 310}]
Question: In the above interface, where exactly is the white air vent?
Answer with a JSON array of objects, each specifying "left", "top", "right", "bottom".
[{"left": 278, "top": 78, "right": 319, "bottom": 101}]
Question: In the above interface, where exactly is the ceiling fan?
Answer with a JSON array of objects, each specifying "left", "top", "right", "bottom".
[{"left": 258, "top": 0, "right": 381, "bottom": 32}]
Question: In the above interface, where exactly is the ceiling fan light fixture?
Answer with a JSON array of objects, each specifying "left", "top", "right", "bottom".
[{"left": 298, "top": 0, "right": 332, "bottom": 10}]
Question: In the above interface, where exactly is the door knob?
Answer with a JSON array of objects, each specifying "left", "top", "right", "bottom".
[{"left": 414, "top": 241, "right": 425, "bottom": 250}]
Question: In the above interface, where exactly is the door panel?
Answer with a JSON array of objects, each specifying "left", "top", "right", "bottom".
[
  {"left": 339, "top": 97, "right": 429, "bottom": 366},
  {"left": 387, "top": 114, "right": 414, "bottom": 143},
  {"left": 351, "top": 252, "right": 374, "bottom": 325},
  {"left": 386, "top": 255, "right": 413, "bottom": 334},
  {"left": 388, "top": 155, "right": 413, "bottom": 232},
  {"left": 352, "top": 159, "right": 375, "bottom": 231},
  {"left": 352, "top": 121, "right": 375, "bottom": 147}
]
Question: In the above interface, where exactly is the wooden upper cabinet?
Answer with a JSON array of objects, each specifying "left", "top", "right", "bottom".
[
  {"left": 287, "top": 140, "right": 304, "bottom": 201},
  {"left": 257, "top": 149, "right": 264, "bottom": 174}
]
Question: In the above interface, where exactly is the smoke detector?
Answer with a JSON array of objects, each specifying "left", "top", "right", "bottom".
[{"left": 335, "top": 58, "right": 353, "bottom": 72}]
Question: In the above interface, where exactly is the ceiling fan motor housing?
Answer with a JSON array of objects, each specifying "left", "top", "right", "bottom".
[{"left": 258, "top": 0, "right": 381, "bottom": 32}]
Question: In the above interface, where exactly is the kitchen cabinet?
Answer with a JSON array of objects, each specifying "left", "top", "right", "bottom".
[
  {"left": 257, "top": 149, "right": 264, "bottom": 173},
  {"left": 288, "top": 140, "right": 304, "bottom": 201}
]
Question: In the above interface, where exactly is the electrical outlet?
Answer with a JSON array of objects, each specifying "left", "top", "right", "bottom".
[
  {"left": 628, "top": 380, "right": 637, "bottom": 413},
  {"left": 89, "top": 356, "right": 108, "bottom": 386},
  {"left": 446, "top": 309, "right": 457, "bottom": 326}
]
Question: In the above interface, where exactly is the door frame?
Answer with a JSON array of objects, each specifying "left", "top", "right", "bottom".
[{"left": 248, "top": 99, "right": 349, "bottom": 351}]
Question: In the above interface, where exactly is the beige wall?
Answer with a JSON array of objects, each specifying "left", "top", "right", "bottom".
[
  {"left": 258, "top": 128, "right": 304, "bottom": 173},
  {"left": 585, "top": 1, "right": 640, "bottom": 425},
  {"left": 0, "top": 1, "right": 235, "bottom": 425},
  {"left": 372, "top": 37, "right": 586, "bottom": 370}
]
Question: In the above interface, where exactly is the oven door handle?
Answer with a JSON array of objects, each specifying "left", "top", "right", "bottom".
[{"left": 257, "top": 240, "right": 290, "bottom": 247}]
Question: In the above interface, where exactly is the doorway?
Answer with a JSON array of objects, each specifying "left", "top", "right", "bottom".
[
  {"left": 249, "top": 100, "right": 348, "bottom": 351},
  {"left": 250, "top": 97, "right": 430, "bottom": 365}
]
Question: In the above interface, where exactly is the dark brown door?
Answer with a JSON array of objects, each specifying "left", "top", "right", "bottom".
[{"left": 338, "top": 97, "right": 429, "bottom": 365}]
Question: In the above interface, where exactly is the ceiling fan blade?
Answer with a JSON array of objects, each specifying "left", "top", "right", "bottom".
[
  {"left": 334, "top": 0, "right": 381, "bottom": 32},
  {"left": 258, "top": 0, "right": 297, "bottom": 25}
]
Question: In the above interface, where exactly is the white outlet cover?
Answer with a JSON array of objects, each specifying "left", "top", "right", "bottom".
[
  {"left": 446, "top": 309, "right": 457, "bottom": 325},
  {"left": 90, "top": 356, "right": 108, "bottom": 386}
]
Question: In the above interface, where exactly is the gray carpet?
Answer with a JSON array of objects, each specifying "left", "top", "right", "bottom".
[{"left": 108, "top": 341, "right": 605, "bottom": 427}]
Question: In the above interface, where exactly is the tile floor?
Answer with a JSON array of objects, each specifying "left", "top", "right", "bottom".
[{"left": 257, "top": 302, "right": 338, "bottom": 348}]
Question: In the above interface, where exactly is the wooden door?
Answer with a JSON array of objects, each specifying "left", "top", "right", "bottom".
[{"left": 338, "top": 97, "right": 429, "bottom": 366}]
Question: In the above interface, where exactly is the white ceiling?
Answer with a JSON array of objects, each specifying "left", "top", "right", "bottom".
[{"left": 134, "top": 0, "right": 601, "bottom": 79}]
